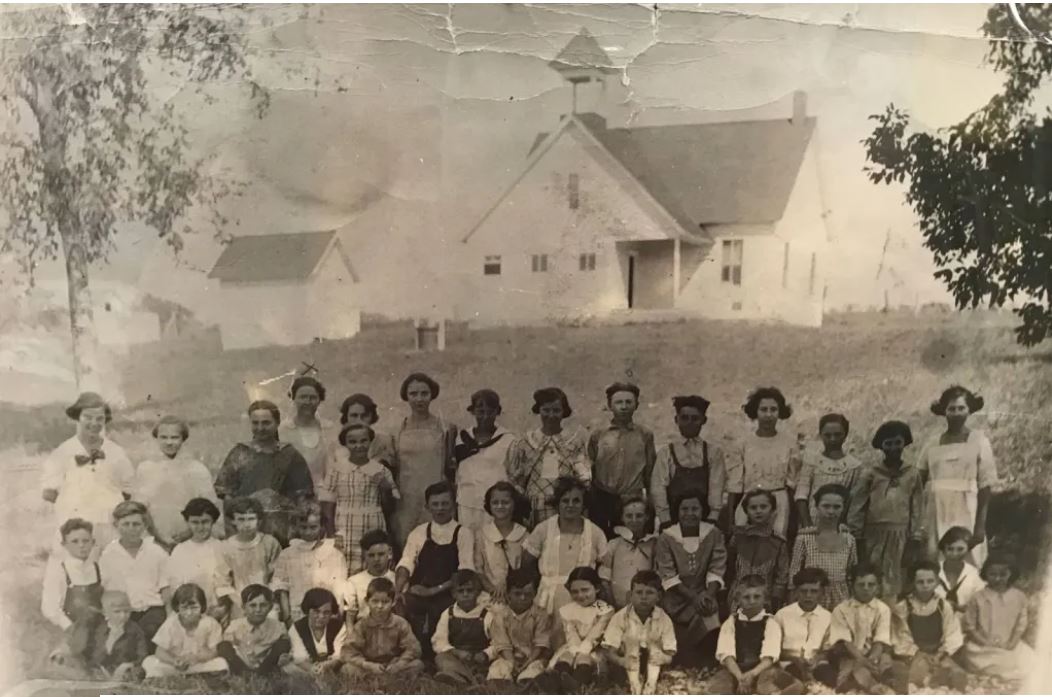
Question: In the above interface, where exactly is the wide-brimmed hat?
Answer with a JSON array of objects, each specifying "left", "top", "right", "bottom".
[{"left": 66, "top": 392, "right": 112, "bottom": 422}]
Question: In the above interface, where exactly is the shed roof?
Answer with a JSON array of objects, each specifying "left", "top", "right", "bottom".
[{"left": 208, "top": 231, "right": 336, "bottom": 283}]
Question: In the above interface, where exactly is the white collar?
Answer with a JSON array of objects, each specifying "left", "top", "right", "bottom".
[
  {"left": 481, "top": 521, "right": 527, "bottom": 544},
  {"left": 289, "top": 538, "right": 331, "bottom": 552},
  {"left": 613, "top": 526, "right": 657, "bottom": 545},
  {"left": 429, "top": 519, "right": 459, "bottom": 533},
  {"left": 665, "top": 522, "right": 715, "bottom": 544},
  {"left": 734, "top": 609, "right": 772, "bottom": 622}
]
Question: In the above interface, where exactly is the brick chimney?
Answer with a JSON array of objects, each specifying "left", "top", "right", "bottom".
[{"left": 792, "top": 91, "right": 807, "bottom": 126}]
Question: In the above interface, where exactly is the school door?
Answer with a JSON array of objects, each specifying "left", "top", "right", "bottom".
[{"left": 622, "top": 241, "right": 675, "bottom": 310}]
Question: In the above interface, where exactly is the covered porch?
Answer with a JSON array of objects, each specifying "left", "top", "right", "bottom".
[{"left": 615, "top": 235, "right": 710, "bottom": 310}]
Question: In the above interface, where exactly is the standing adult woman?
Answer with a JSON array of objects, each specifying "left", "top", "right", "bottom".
[
  {"left": 40, "top": 392, "right": 136, "bottom": 553},
  {"left": 452, "top": 389, "right": 516, "bottom": 530},
  {"left": 280, "top": 376, "right": 332, "bottom": 489},
  {"left": 521, "top": 477, "right": 607, "bottom": 614},
  {"left": 918, "top": 385, "right": 998, "bottom": 566},
  {"left": 726, "top": 387, "right": 802, "bottom": 539},
  {"left": 215, "top": 400, "right": 314, "bottom": 546},
  {"left": 391, "top": 372, "right": 457, "bottom": 548},
  {"left": 505, "top": 387, "right": 591, "bottom": 527}
]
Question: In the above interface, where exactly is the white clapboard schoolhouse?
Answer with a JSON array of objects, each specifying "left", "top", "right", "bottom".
[{"left": 458, "top": 29, "right": 828, "bottom": 327}]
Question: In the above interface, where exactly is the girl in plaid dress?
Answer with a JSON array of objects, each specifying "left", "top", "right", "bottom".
[
  {"left": 790, "top": 484, "right": 857, "bottom": 610},
  {"left": 321, "top": 424, "right": 399, "bottom": 574},
  {"left": 505, "top": 388, "right": 591, "bottom": 526},
  {"left": 727, "top": 488, "right": 789, "bottom": 612}
]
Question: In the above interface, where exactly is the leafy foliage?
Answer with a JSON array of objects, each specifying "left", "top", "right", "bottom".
[
  {"left": 864, "top": 4, "right": 1052, "bottom": 346},
  {"left": 0, "top": 4, "right": 268, "bottom": 279}
]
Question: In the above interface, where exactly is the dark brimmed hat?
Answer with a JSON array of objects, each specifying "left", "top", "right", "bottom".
[{"left": 66, "top": 392, "right": 112, "bottom": 422}]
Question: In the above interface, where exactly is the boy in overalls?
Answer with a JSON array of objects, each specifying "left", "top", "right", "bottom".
[
  {"left": 395, "top": 481, "right": 475, "bottom": 659},
  {"left": 432, "top": 569, "right": 494, "bottom": 685},
  {"left": 650, "top": 395, "right": 725, "bottom": 530}
]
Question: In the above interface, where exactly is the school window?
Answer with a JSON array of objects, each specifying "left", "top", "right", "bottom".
[
  {"left": 721, "top": 240, "right": 743, "bottom": 286},
  {"left": 483, "top": 255, "right": 502, "bottom": 276},
  {"left": 531, "top": 254, "right": 549, "bottom": 273},
  {"left": 579, "top": 253, "right": 596, "bottom": 271},
  {"left": 568, "top": 173, "right": 580, "bottom": 210}
]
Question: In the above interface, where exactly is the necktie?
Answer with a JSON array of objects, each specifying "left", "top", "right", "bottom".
[{"left": 74, "top": 449, "right": 105, "bottom": 466}]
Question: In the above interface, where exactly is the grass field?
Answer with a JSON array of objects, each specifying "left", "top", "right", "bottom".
[{"left": 0, "top": 310, "right": 1048, "bottom": 693}]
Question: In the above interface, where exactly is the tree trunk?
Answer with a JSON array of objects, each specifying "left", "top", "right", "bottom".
[{"left": 60, "top": 229, "right": 101, "bottom": 393}]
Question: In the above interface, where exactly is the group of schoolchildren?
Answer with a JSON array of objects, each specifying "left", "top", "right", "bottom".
[{"left": 38, "top": 379, "right": 1034, "bottom": 694}]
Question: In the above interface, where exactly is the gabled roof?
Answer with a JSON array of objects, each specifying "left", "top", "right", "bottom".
[
  {"left": 581, "top": 114, "right": 816, "bottom": 227},
  {"left": 208, "top": 231, "right": 337, "bottom": 283},
  {"left": 464, "top": 111, "right": 815, "bottom": 243}
]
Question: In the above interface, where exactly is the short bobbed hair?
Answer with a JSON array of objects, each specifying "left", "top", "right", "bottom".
[
  {"left": 400, "top": 372, "right": 440, "bottom": 401},
  {"left": 300, "top": 587, "right": 339, "bottom": 615},
  {"left": 340, "top": 394, "right": 380, "bottom": 425},
  {"left": 980, "top": 553, "right": 1019, "bottom": 584},
  {"left": 483, "top": 481, "right": 531, "bottom": 524},
  {"left": 931, "top": 385, "right": 984, "bottom": 416},
  {"left": 181, "top": 497, "right": 221, "bottom": 522},
  {"left": 548, "top": 476, "right": 587, "bottom": 510},
  {"left": 564, "top": 566, "right": 602, "bottom": 591},
  {"left": 338, "top": 423, "right": 376, "bottom": 447},
  {"left": 532, "top": 387, "right": 572, "bottom": 418},
  {"left": 670, "top": 487, "right": 710, "bottom": 522},
  {"left": 171, "top": 583, "right": 207, "bottom": 612},
  {"left": 742, "top": 387, "right": 792, "bottom": 420},
  {"left": 938, "top": 526, "right": 974, "bottom": 551},
  {"left": 813, "top": 483, "right": 850, "bottom": 507},
  {"left": 871, "top": 420, "right": 914, "bottom": 449},
  {"left": 818, "top": 413, "right": 849, "bottom": 435}
]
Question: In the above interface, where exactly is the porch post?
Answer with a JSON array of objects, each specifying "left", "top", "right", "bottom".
[{"left": 672, "top": 236, "right": 682, "bottom": 306}]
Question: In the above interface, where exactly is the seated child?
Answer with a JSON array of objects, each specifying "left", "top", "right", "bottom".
[
  {"left": 166, "top": 499, "right": 235, "bottom": 625},
  {"left": 935, "top": 526, "right": 986, "bottom": 614},
  {"left": 217, "top": 584, "right": 292, "bottom": 676},
  {"left": 958, "top": 554, "right": 1034, "bottom": 684},
  {"left": 221, "top": 497, "right": 282, "bottom": 610},
  {"left": 599, "top": 497, "right": 657, "bottom": 609},
  {"left": 48, "top": 590, "right": 147, "bottom": 682},
  {"left": 287, "top": 588, "right": 346, "bottom": 675},
  {"left": 341, "top": 577, "right": 425, "bottom": 679},
  {"left": 342, "top": 529, "right": 395, "bottom": 627},
  {"left": 474, "top": 482, "right": 528, "bottom": 605},
  {"left": 98, "top": 501, "right": 170, "bottom": 643},
  {"left": 487, "top": 567, "right": 552, "bottom": 686},
  {"left": 889, "top": 561, "right": 967, "bottom": 692},
  {"left": 42, "top": 518, "right": 102, "bottom": 631},
  {"left": 547, "top": 566, "right": 614, "bottom": 690},
  {"left": 143, "top": 583, "right": 229, "bottom": 678},
  {"left": 274, "top": 501, "right": 347, "bottom": 624},
  {"left": 432, "top": 569, "right": 494, "bottom": 686},
  {"left": 601, "top": 570, "right": 677, "bottom": 696},
  {"left": 728, "top": 489, "right": 789, "bottom": 612},
  {"left": 825, "top": 563, "right": 896, "bottom": 694},
  {"left": 654, "top": 489, "right": 727, "bottom": 667},
  {"left": 394, "top": 481, "right": 475, "bottom": 657},
  {"left": 711, "top": 575, "right": 803, "bottom": 696},
  {"left": 133, "top": 416, "right": 221, "bottom": 548},
  {"left": 774, "top": 568, "right": 833, "bottom": 684}
]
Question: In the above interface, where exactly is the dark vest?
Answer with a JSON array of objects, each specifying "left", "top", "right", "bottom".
[
  {"left": 734, "top": 615, "right": 769, "bottom": 671},
  {"left": 668, "top": 442, "right": 709, "bottom": 521},
  {"left": 63, "top": 561, "right": 103, "bottom": 624},
  {"left": 409, "top": 524, "right": 461, "bottom": 587},
  {"left": 906, "top": 600, "right": 944, "bottom": 655},
  {"left": 292, "top": 616, "right": 345, "bottom": 662},
  {"left": 449, "top": 607, "right": 489, "bottom": 652}
]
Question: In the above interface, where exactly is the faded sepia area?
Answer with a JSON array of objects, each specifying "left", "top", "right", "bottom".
[{"left": 1, "top": 4, "right": 1050, "bottom": 696}]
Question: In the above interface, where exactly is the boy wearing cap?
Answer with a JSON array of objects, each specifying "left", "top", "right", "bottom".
[
  {"left": 41, "top": 393, "right": 135, "bottom": 553},
  {"left": 651, "top": 396, "right": 725, "bottom": 530},
  {"left": 588, "top": 382, "right": 657, "bottom": 538}
]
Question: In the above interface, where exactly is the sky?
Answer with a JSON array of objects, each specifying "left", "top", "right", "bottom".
[{"left": 4, "top": 3, "right": 1007, "bottom": 315}]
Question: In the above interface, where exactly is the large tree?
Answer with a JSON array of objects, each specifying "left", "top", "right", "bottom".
[
  {"left": 865, "top": 4, "right": 1052, "bottom": 346},
  {"left": 0, "top": 4, "right": 270, "bottom": 390}
]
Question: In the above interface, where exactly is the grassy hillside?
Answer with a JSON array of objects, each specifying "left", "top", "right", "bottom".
[{"left": 1, "top": 310, "right": 1049, "bottom": 691}]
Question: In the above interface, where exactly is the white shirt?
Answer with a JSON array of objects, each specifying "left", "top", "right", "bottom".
[
  {"left": 166, "top": 538, "right": 235, "bottom": 609},
  {"left": 272, "top": 539, "right": 348, "bottom": 620},
  {"left": 99, "top": 538, "right": 170, "bottom": 611},
  {"left": 342, "top": 569, "right": 395, "bottom": 621},
  {"left": 289, "top": 623, "right": 347, "bottom": 664},
  {"left": 40, "top": 551, "right": 100, "bottom": 630},
  {"left": 152, "top": 613, "right": 223, "bottom": 664},
  {"left": 601, "top": 605, "right": 677, "bottom": 655},
  {"left": 41, "top": 435, "right": 134, "bottom": 525},
  {"left": 396, "top": 520, "right": 475, "bottom": 577},
  {"left": 715, "top": 609, "right": 783, "bottom": 664},
  {"left": 431, "top": 603, "right": 495, "bottom": 655},
  {"left": 936, "top": 562, "right": 985, "bottom": 611},
  {"left": 775, "top": 602, "right": 832, "bottom": 661},
  {"left": 133, "top": 456, "right": 220, "bottom": 543}
]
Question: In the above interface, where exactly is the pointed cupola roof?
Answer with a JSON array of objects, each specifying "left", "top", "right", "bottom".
[{"left": 549, "top": 28, "right": 618, "bottom": 78}]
